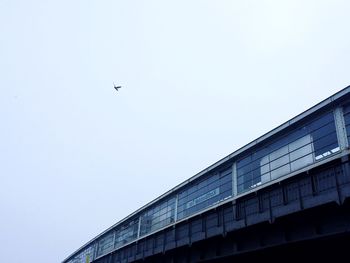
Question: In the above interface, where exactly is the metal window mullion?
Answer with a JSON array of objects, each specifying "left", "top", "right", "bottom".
[
  {"left": 93, "top": 241, "right": 99, "bottom": 260},
  {"left": 174, "top": 194, "right": 179, "bottom": 222},
  {"left": 112, "top": 230, "right": 116, "bottom": 249},
  {"left": 232, "top": 162, "right": 237, "bottom": 196},
  {"left": 268, "top": 153, "right": 272, "bottom": 181},
  {"left": 137, "top": 215, "right": 142, "bottom": 238},
  {"left": 287, "top": 143, "right": 291, "bottom": 172},
  {"left": 334, "top": 107, "right": 349, "bottom": 150}
]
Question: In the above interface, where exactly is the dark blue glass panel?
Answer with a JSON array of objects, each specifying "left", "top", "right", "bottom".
[
  {"left": 237, "top": 110, "right": 339, "bottom": 194},
  {"left": 177, "top": 170, "right": 232, "bottom": 220}
]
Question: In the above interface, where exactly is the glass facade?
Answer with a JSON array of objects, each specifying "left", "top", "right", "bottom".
[
  {"left": 140, "top": 198, "right": 176, "bottom": 236},
  {"left": 177, "top": 168, "right": 232, "bottom": 220},
  {"left": 68, "top": 246, "right": 94, "bottom": 263},
  {"left": 65, "top": 95, "right": 350, "bottom": 263},
  {"left": 114, "top": 219, "right": 139, "bottom": 249},
  {"left": 343, "top": 104, "right": 350, "bottom": 142},
  {"left": 97, "top": 232, "right": 114, "bottom": 257},
  {"left": 237, "top": 111, "right": 339, "bottom": 193}
]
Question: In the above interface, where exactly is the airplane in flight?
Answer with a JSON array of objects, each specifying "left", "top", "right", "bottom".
[{"left": 114, "top": 83, "right": 122, "bottom": 91}]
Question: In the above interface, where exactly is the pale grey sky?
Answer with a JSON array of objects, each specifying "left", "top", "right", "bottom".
[{"left": 0, "top": 1, "right": 350, "bottom": 262}]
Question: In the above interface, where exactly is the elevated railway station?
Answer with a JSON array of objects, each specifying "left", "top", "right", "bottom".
[{"left": 63, "top": 86, "right": 350, "bottom": 263}]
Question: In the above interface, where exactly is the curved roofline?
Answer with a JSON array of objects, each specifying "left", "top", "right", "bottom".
[{"left": 63, "top": 85, "right": 350, "bottom": 262}]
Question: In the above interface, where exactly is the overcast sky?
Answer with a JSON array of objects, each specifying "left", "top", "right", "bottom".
[{"left": 1, "top": 1, "right": 350, "bottom": 262}]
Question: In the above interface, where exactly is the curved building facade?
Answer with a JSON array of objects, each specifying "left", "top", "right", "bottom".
[{"left": 63, "top": 86, "right": 350, "bottom": 263}]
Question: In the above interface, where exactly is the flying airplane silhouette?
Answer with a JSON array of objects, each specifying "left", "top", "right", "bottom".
[{"left": 114, "top": 83, "right": 122, "bottom": 91}]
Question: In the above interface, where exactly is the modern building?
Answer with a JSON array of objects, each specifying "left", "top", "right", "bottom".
[{"left": 63, "top": 86, "right": 350, "bottom": 263}]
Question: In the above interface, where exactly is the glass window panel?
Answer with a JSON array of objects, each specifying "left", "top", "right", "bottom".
[
  {"left": 140, "top": 198, "right": 175, "bottom": 236},
  {"left": 311, "top": 122, "right": 336, "bottom": 139},
  {"left": 309, "top": 112, "right": 334, "bottom": 131},
  {"left": 261, "top": 155, "right": 269, "bottom": 165},
  {"left": 198, "top": 180, "right": 207, "bottom": 190},
  {"left": 343, "top": 114, "right": 350, "bottom": 123},
  {"left": 221, "top": 168, "right": 232, "bottom": 176},
  {"left": 288, "top": 127, "right": 308, "bottom": 143},
  {"left": 271, "top": 164, "right": 290, "bottom": 179},
  {"left": 237, "top": 155, "right": 252, "bottom": 169},
  {"left": 290, "top": 144, "right": 313, "bottom": 161},
  {"left": 177, "top": 171, "right": 232, "bottom": 219},
  {"left": 260, "top": 163, "right": 270, "bottom": 176},
  {"left": 268, "top": 136, "right": 289, "bottom": 153},
  {"left": 289, "top": 134, "right": 311, "bottom": 152},
  {"left": 237, "top": 175, "right": 244, "bottom": 185},
  {"left": 220, "top": 183, "right": 232, "bottom": 192},
  {"left": 238, "top": 184, "right": 244, "bottom": 193},
  {"left": 343, "top": 104, "right": 350, "bottom": 114},
  {"left": 251, "top": 176, "right": 261, "bottom": 187},
  {"left": 186, "top": 187, "right": 220, "bottom": 209},
  {"left": 98, "top": 233, "right": 114, "bottom": 256},
  {"left": 220, "top": 173, "right": 232, "bottom": 184},
  {"left": 187, "top": 185, "right": 196, "bottom": 195},
  {"left": 261, "top": 171, "right": 270, "bottom": 183},
  {"left": 177, "top": 205, "right": 184, "bottom": 213},
  {"left": 346, "top": 125, "right": 350, "bottom": 138},
  {"left": 207, "top": 173, "right": 219, "bottom": 185},
  {"left": 313, "top": 132, "right": 338, "bottom": 158},
  {"left": 252, "top": 148, "right": 269, "bottom": 160},
  {"left": 269, "top": 145, "right": 289, "bottom": 162},
  {"left": 114, "top": 219, "right": 139, "bottom": 248},
  {"left": 210, "top": 179, "right": 221, "bottom": 189},
  {"left": 250, "top": 159, "right": 261, "bottom": 171},
  {"left": 237, "top": 166, "right": 250, "bottom": 177},
  {"left": 251, "top": 167, "right": 261, "bottom": 181},
  {"left": 71, "top": 246, "right": 94, "bottom": 263},
  {"left": 243, "top": 172, "right": 252, "bottom": 190},
  {"left": 235, "top": 111, "right": 341, "bottom": 195},
  {"left": 291, "top": 154, "right": 313, "bottom": 171},
  {"left": 315, "top": 144, "right": 340, "bottom": 160},
  {"left": 178, "top": 191, "right": 187, "bottom": 200},
  {"left": 160, "top": 201, "right": 167, "bottom": 210},
  {"left": 270, "top": 154, "right": 289, "bottom": 170}
]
